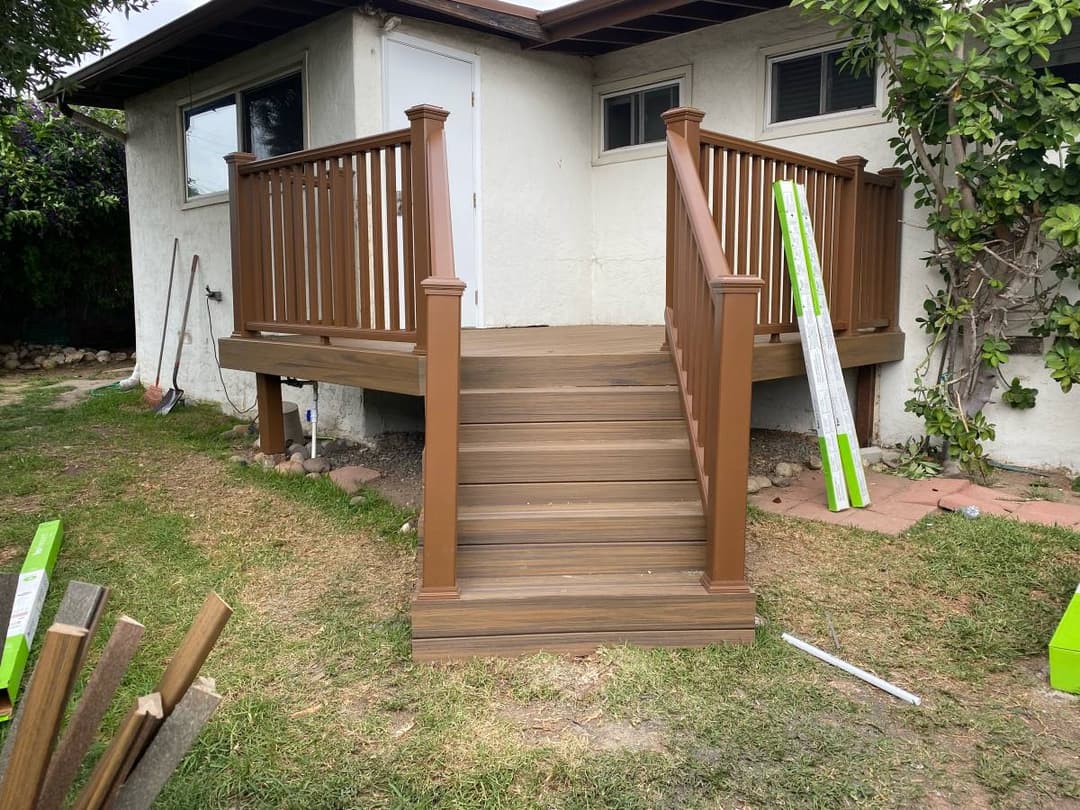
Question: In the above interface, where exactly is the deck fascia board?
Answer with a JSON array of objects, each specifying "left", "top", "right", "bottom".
[{"left": 218, "top": 326, "right": 904, "bottom": 396}]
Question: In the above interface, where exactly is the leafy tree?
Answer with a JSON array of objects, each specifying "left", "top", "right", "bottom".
[
  {"left": 0, "top": 101, "right": 132, "bottom": 345},
  {"left": 794, "top": 0, "right": 1080, "bottom": 474},
  {"left": 1, "top": 0, "right": 151, "bottom": 100}
]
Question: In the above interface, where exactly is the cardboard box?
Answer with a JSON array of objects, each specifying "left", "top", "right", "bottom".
[
  {"left": 0, "top": 519, "right": 63, "bottom": 721},
  {"left": 1049, "top": 584, "right": 1080, "bottom": 695}
]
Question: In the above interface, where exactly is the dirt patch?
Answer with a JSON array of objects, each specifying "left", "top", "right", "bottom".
[
  {"left": 749, "top": 429, "right": 819, "bottom": 477},
  {"left": 503, "top": 702, "right": 668, "bottom": 754},
  {"left": 320, "top": 432, "right": 422, "bottom": 509}
]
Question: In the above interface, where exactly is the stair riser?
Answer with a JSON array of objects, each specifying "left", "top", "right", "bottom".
[
  {"left": 457, "top": 542, "right": 705, "bottom": 577},
  {"left": 459, "top": 447, "right": 696, "bottom": 483},
  {"left": 459, "top": 421, "right": 686, "bottom": 444},
  {"left": 413, "top": 629, "right": 755, "bottom": 660},
  {"left": 412, "top": 591, "right": 757, "bottom": 637},
  {"left": 457, "top": 515, "right": 705, "bottom": 544},
  {"left": 457, "top": 481, "right": 701, "bottom": 506},
  {"left": 461, "top": 354, "right": 675, "bottom": 389},
  {"left": 460, "top": 388, "right": 682, "bottom": 424}
]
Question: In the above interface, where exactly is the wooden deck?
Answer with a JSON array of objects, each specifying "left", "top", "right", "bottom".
[
  {"left": 218, "top": 324, "right": 904, "bottom": 395},
  {"left": 219, "top": 109, "right": 907, "bottom": 659}
]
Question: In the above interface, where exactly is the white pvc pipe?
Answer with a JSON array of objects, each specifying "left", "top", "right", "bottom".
[
  {"left": 310, "top": 381, "right": 318, "bottom": 459},
  {"left": 782, "top": 632, "right": 921, "bottom": 706},
  {"left": 118, "top": 363, "right": 140, "bottom": 390}
]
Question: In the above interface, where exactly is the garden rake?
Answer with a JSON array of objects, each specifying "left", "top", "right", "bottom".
[
  {"left": 144, "top": 238, "right": 180, "bottom": 408},
  {"left": 154, "top": 254, "right": 199, "bottom": 416}
]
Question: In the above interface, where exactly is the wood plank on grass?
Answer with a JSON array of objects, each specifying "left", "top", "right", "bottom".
[
  {"left": 112, "top": 677, "right": 222, "bottom": 810},
  {"left": 37, "top": 616, "right": 146, "bottom": 810},
  {"left": 71, "top": 693, "right": 163, "bottom": 810},
  {"left": 0, "top": 581, "right": 108, "bottom": 781},
  {"left": 0, "top": 623, "right": 88, "bottom": 810}
]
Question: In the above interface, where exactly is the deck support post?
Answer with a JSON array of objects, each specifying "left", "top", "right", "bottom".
[
  {"left": 255, "top": 373, "right": 285, "bottom": 455},
  {"left": 854, "top": 364, "right": 877, "bottom": 447},
  {"left": 418, "top": 277, "right": 465, "bottom": 600},
  {"left": 225, "top": 152, "right": 257, "bottom": 338},
  {"left": 701, "top": 276, "right": 760, "bottom": 594},
  {"left": 835, "top": 155, "right": 868, "bottom": 335},
  {"left": 406, "top": 106, "right": 450, "bottom": 357}
]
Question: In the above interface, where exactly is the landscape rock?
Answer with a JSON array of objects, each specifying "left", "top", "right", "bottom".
[
  {"left": 860, "top": 446, "right": 883, "bottom": 465},
  {"left": 305, "top": 472, "right": 322, "bottom": 480},
  {"left": 3, "top": 359, "right": 17, "bottom": 371},
  {"left": 229, "top": 455, "right": 249, "bottom": 466},
  {"left": 880, "top": 448, "right": 902, "bottom": 467},
  {"left": 400, "top": 521, "right": 414, "bottom": 534},
  {"left": 229, "top": 424, "right": 250, "bottom": 437},
  {"left": 40, "top": 358, "right": 57, "bottom": 370},
  {"left": 275, "top": 460, "right": 305, "bottom": 476},
  {"left": 95, "top": 350, "right": 110, "bottom": 363},
  {"left": 301, "top": 457, "right": 331, "bottom": 474},
  {"left": 329, "top": 465, "right": 381, "bottom": 494},
  {"left": 286, "top": 442, "right": 308, "bottom": 458},
  {"left": 747, "top": 475, "right": 773, "bottom": 493},
  {"left": 770, "top": 476, "right": 792, "bottom": 488},
  {"left": 289, "top": 452, "right": 306, "bottom": 464},
  {"left": 773, "top": 462, "right": 803, "bottom": 480},
  {"left": 0, "top": 344, "right": 12, "bottom": 355},
  {"left": 806, "top": 455, "right": 822, "bottom": 470}
]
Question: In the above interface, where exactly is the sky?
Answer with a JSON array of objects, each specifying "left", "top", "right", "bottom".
[{"left": 100, "top": 0, "right": 574, "bottom": 54}]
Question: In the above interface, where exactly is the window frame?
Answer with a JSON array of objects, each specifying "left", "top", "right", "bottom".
[
  {"left": 177, "top": 59, "right": 309, "bottom": 209},
  {"left": 757, "top": 38, "right": 884, "bottom": 140},
  {"left": 766, "top": 43, "right": 877, "bottom": 127},
  {"left": 592, "top": 66, "right": 691, "bottom": 166}
]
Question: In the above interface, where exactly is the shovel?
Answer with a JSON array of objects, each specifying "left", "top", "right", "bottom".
[
  {"left": 144, "top": 237, "right": 180, "bottom": 408},
  {"left": 155, "top": 254, "right": 199, "bottom": 415}
]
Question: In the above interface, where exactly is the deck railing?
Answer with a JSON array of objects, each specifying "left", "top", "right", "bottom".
[
  {"left": 698, "top": 131, "right": 902, "bottom": 340},
  {"left": 665, "top": 108, "right": 903, "bottom": 593},
  {"left": 226, "top": 106, "right": 454, "bottom": 354},
  {"left": 664, "top": 108, "right": 763, "bottom": 594}
]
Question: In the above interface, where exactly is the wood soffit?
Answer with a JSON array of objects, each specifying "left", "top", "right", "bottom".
[{"left": 42, "top": 0, "right": 789, "bottom": 108}]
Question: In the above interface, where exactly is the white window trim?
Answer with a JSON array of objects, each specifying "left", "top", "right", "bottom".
[
  {"left": 592, "top": 66, "right": 691, "bottom": 166},
  {"left": 756, "top": 37, "right": 886, "bottom": 141},
  {"left": 176, "top": 55, "right": 310, "bottom": 210}
]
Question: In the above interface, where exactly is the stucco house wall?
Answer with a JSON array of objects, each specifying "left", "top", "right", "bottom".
[
  {"left": 589, "top": 7, "right": 1078, "bottom": 472},
  {"left": 122, "top": 6, "right": 1078, "bottom": 471}
]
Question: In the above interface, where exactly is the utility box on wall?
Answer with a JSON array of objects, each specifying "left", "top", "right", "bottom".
[{"left": 1050, "top": 585, "right": 1080, "bottom": 695}]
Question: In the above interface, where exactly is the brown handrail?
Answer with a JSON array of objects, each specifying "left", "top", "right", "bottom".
[
  {"left": 663, "top": 108, "right": 762, "bottom": 595},
  {"left": 413, "top": 105, "right": 466, "bottom": 600}
]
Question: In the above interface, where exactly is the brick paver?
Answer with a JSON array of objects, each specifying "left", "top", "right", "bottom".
[{"left": 749, "top": 469, "right": 1080, "bottom": 535}]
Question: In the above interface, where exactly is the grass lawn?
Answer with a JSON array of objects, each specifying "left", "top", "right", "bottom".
[{"left": 0, "top": 373, "right": 1077, "bottom": 809}]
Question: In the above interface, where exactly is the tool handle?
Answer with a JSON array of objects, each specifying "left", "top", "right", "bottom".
[
  {"left": 154, "top": 238, "right": 180, "bottom": 386},
  {"left": 171, "top": 256, "right": 199, "bottom": 390}
]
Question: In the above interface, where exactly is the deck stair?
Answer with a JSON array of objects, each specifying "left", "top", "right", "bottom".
[{"left": 412, "top": 342, "right": 757, "bottom": 659}]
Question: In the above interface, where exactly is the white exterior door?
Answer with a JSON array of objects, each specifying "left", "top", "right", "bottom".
[{"left": 384, "top": 35, "right": 480, "bottom": 327}]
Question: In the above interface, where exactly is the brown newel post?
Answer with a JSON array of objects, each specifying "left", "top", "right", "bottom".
[
  {"left": 834, "top": 155, "right": 867, "bottom": 335},
  {"left": 225, "top": 152, "right": 257, "bottom": 337},
  {"left": 661, "top": 108, "right": 705, "bottom": 350},
  {"left": 406, "top": 105, "right": 451, "bottom": 357},
  {"left": 418, "top": 276, "right": 465, "bottom": 599},
  {"left": 702, "top": 274, "right": 762, "bottom": 594}
]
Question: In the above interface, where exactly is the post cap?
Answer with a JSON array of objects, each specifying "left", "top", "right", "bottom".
[
  {"left": 421, "top": 276, "right": 466, "bottom": 296},
  {"left": 837, "top": 155, "right": 869, "bottom": 169},
  {"left": 224, "top": 152, "right": 257, "bottom": 164},
  {"left": 662, "top": 107, "right": 706, "bottom": 126},
  {"left": 405, "top": 104, "right": 450, "bottom": 123}
]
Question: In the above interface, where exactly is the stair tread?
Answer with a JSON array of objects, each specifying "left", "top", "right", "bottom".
[
  {"left": 459, "top": 438, "right": 689, "bottom": 450},
  {"left": 459, "top": 501, "right": 703, "bottom": 518},
  {"left": 457, "top": 570, "right": 709, "bottom": 599}
]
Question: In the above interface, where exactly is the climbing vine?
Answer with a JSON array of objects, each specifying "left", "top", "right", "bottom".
[{"left": 794, "top": 0, "right": 1080, "bottom": 474}]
